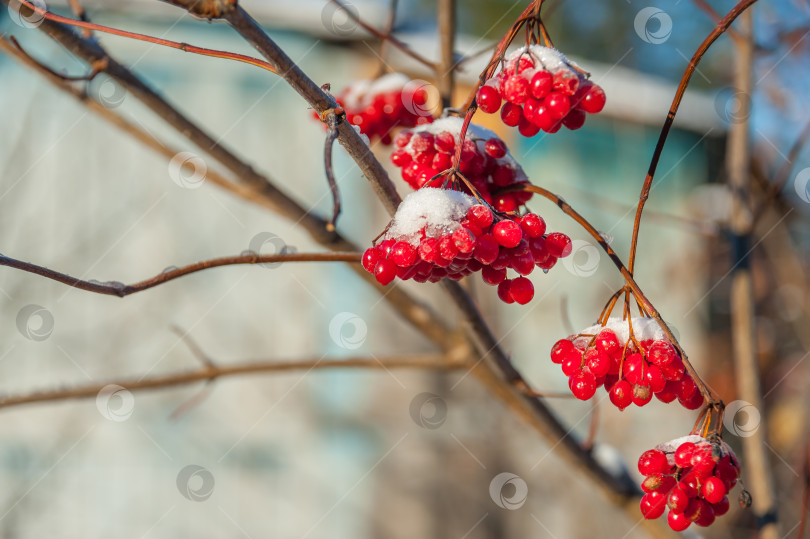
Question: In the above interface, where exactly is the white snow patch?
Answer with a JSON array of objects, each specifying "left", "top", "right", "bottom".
[
  {"left": 653, "top": 435, "right": 737, "bottom": 467},
  {"left": 501, "top": 45, "right": 586, "bottom": 81},
  {"left": 574, "top": 317, "right": 668, "bottom": 345},
  {"left": 385, "top": 188, "right": 476, "bottom": 243}
]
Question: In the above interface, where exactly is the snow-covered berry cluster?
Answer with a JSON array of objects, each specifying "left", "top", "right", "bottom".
[
  {"left": 332, "top": 73, "right": 434, "bottom": 144},
  {"left": 549, "top": 318, "right": 703, "bottom": 408},
  {"left": 638, "top": 436, "right": 740, "bottom": 531},
  {"left": 362, "top": 188, "right": 572, "bottom": 304},
  {"left": 391, "top": 117, "right": 533, "bottom": 212},
  {"left": 476, "top": 46, "right": 606, "bottom": 136}
]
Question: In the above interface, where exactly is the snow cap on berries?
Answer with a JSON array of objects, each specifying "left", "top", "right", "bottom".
[{"left": 385, "top": 188, "right": 476, "bottom": 244}]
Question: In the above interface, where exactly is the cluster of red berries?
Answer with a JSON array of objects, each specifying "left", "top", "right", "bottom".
[
  {"left": 638, "top": 436, "right": 741, "bottom": 531},
  {"left": 361, "top": 188, "right": 572, "bottom": 305},
  {"left": 549, "top": 319, "right": 703, "bottom": 408},
  {"left": 476, "top": 46, "right": 606, "bottom": 137},
  {"left": 390, "top": 117, "right": 533, "bottom": 212},
  {"left": 329, "top": 73, "right": 433, "bottom": 144}
]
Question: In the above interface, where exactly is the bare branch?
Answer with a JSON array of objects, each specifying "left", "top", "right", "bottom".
[
  {"left": 0, "top": 252, "right": 360, "bottom": 297},
  {"left": 0, "top": 354, "right": 459, "bottom": 411}
]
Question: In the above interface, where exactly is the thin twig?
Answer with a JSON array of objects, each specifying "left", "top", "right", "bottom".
[
  {"left": 0, "top": 252, "right": 360, "bottom": 297},
  {"left": 0, "top": 354, "right": 459, "bottom": 411},
  {"left": 323, "top": 111, "right": 342, "bottom": 231},
  {"left": 627, "top": 0, "right": 760, "bottom": 275},
  {"left": 326, "top": 0, "right": 436, "bottom": 70}
]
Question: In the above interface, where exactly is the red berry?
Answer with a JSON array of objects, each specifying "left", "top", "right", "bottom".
[
  {"left": 552, "top": 70, "right": 580, "bottom": 96},
  {"left": 701, "top": 477, "right": 726, "bottom": 504},
  {"left": 645, "top": 364, "right": 666, "bottom": 393},
  {"left": 712, "top": 496, "right": 730, "bottom": 516},
  {"left": 667, "top": 487, "right": 689, "bottom": 513},
  {"left": 497, "top": 279, "right": 514, "bottom": 303},
  {"left": 477, "top": 85, "right": 502, "bottom": 114},
  {"left": 584, "top": 348, "right": 611, "bottom": 378},
  {"left": 481, "top": 265, "right": 507, "bottom": 286},
  {"left": 518, "top": 116, "right": 540, "bottom": 137},
  {"left": 694, "top": 504, "right": 716, "bottom": 527},
  {"left": 529, "top": 70, "right": 553, "bottom": 99},
  {"left": 545, "top": 92, "right": 571, "bottom": 119},
  {"left": 550, "top": 339, "right": 577, "bottom": 365},
  {"left": 647, "top": 340, "right": 676, "bottom": 365},
  {"left": 674, "top": 442, "right": 696, "bottom": 468},
  {"left": 679, "top": 390, "right": 704, "bottom": 410},
  {"left": 434, "top": 131, "right": 456, "bottom": 153},
  {"left": 391, "top": 149, "right": 412, "bottom": 167},
  {"left": 569, "top": 369, "right": 597, "bottom": 400},
  {"left": 418, "top": 237, "right": 440, "bottom": 263},
  {"left": 502, "top": 75, "right": 530, "bottom": 104},
  {"left": 595, "top": 329, "right": 621, "bottom": 356},
  {"left": 484, "top": 138, "right": 507, "bottom": 158},
  {"left": 609, "top": 380, "right": 633, "bottom": 410},
  {"left": 509, "top": 276, "right": 534, "bottom": 305},
  {"left": 492, "top": 220, "right": 523, "bottom": 248},
  {"left": 562, "top": 109, "right": 586, "bottom": 130},
  {"left": 452, "top": 227, "right": 476, "bottom": 254},
  {"left": 362, "top": 248, "right": 380, "bottom": 272},
  {"left": 374, "top": 258, "right": 397, "bottom": 285},
  {"left": 494, "top": 194, "right": 518, "bottom": 213},
  {"left": 467, "top": 205, "right": 494, "bottom": 228},
  {"left": 390, "top": 241, "right": 417, "bottom": 267},
  {"left": 561, "top": 355, "right": 582, "bottom": 377},
  {"left": 638, "top": 449, "right": 669, "bottom": 476},
  {"left": 642, "top": 474, "right": 676, "bottom": 493},
  {"left": 410, "top": 132, "right": 434, "bottom": 152},
  {"left": 473, "top": 234, "right": 500, "bottom": 265},
  {"left": 580, "top": 84, "right": 606, "bottom": 114},
  {"left": 640, "top": 491, "right": 667, "bottom": 520},
  {"left": 545, "top": 232, "right": 572, "bottom": 257},
  {"left": 500, "top": 102, "right": 523, "bottom": 127},
  {"left": 667, "top": 511, "right": 691, "bottom": 532},
  {"left": 492, "top": 165, "right": 516, "bottom": 187},
  {"left": 632, "top": 384, "right": 653, "bottom": 406}
]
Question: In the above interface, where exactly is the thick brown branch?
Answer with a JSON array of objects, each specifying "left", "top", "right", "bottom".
[
  {"left": 0, "top": 354, "right": 458, "bottom": 411},
  {"left": 0, "top": 252, "right": 360, "bottom": 297}
]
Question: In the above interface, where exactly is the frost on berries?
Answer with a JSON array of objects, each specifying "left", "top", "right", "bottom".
[
  {"left": 638, "top": 436, "right": 741, "bottom": 531},
  {"left": 476, "top": 45, "right": 606, "bottom": 136},
  {"left": 549, "top": 317, "right": 703, "bottom": 408},
  {"left": 361, "top": 188, "right": 572, "bottom": 305},
  {"left": 390, "top": 117, "right": 533, "bottom": 212},
  {"left": 320, "top": 73, "right": 434, "bottom": 144}
]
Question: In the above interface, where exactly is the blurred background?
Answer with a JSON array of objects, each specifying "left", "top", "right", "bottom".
[{"left": 0, "top": 0, "right": 808, "bottom": 537}]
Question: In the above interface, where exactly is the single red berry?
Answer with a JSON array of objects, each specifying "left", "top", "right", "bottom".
[
  {"left": 492, "top": 220, "right": 523, "bottom": 248},
  {"left": 434, "top": 131, "right": 456, "bottom": 153},
  {"left": 481, "top": 265, "right": 507, "bottom": 285},
  {"left": 552, "top": 70, "right": 580, "bottom": 96},
  {"left": 497, "top": 279, "right": 514, "bottom": 304},
  {"left": 545, "top": 91, "right": 571, "bottom": 119},
  {"left": 374, "top": 258, "right": 397, "bottom": 285},
  {"left": 467, "top": 204, "right": 494, "bottom": 228},
  {"left": 391, "top": 149, "right": 412, "bottom": 167},
  {"left": 562, "top": 109, "right": 586, "bottom": 130},
  {"left": 473, "top": 234, "right": 500, "bottom": 265},
  {"left": 569, "top": 369, "right": 597, "bottom": 400},
  {"left": 694, "top": 504, "right": 716, "bottom": 527},
  {"left": 394, "top": 132, "right": 412, "bottom": 148},
  {"left": 484, "top": 138, "right": 507, "bottom": 159},
  {"left": 502, "top": 75, "right": 531, "bottom": 104},
  {"left": 632, "top": 384, "right": 653, "bottom": 406},
  {"left": 679, "top": 390, "right": 705, "bottom": 410},
  {"left": 545, "top": 232, "right": 572, "bottom": 257},
  {"left": 595, "top": 329, "right": 621, "bottom": 356},
  {"left": 684, "top": 498, "right": 706, "bottom": 522},
  {"left": 701, "top": 477, "right": 727, "bottom": 504},
  {"left": 667, "top": 487, "right": 689, "bottom": 513},
  {"left": 638, "top": 449, "right": 670, "bottom": 476},
  {"left": 674, "top": 442, "right": 696, "bottom": 468},
  {"left": 438, "top": 235, "right": 459, "bottom": 260},
  {"left": 509, "top": 276, "right": 534, "bottom": 305},
  {"left": 585, "top": 348, "right": 611, "bottom": 378},
  {"left": 500, "top": 102, "right": 523, "bottom": 127},
  {"left": 452, "top": 227, "right": 476, "bottom": 254},
  {"left": 494, "top": 194, "right": 518, "bottom": 213},
  {"left": 659, "top": 356, "right": 686, "bottom": 381},
  {"left": 712, "top": 496, "right": 730, "bottom": 516},
  {"left": 418, "top": 237, "right": 440, "bottom": 263},
  {"left": 550, "top": 339, "right": 577, "bottom": 365},
  {"left": 476, "top": 85, "right": 502, "bottom": 114},
  {"left": 362, "top": 248, "right": 380, "bottom": 273},
  {"left": 390, "top": 241, "right": 417, "bottom": 267},
  {"left": 642, "top": 474, "right": 676, "bottom": 494},
  {"left": 655, "top": 381, "right": 679, "bottom": 403},
  {"left": 667, "top": 510, "right": 691, "bottom": 532},
  {"left": 640, "top": 491, "right": 667, "bottom": 520},
  {"left": 609, "top": 380, "right": 633, "bottom": 410},
  {"left": 647, "top": 340, "right": 677, "bottom": 365},
  {"left": 410, "top": 132, "right": 434, "bottom": 152},
  {"left": 518, "top": 116, "right": 541, "bottom": 137},
  {"left": 645, "top": 364, "right": 666, "bottom": 393},
  {"left": 580, "top": 84, "right": 606, "bottom": 114},
  {"left": 623, "top": 353, "right": 646, "bottom": 385},
  {"left": 678, "top": 376, "right": 699, "bottom": 401},
  {"left": 561, "top": 355, "right": 581, "bottom": 377},
  {"left": 529, "top": 70, "right": 553, "bottom": 99}
]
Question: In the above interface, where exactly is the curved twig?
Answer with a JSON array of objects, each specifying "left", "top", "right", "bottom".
[
  {"left": 627, "top": 0, "right": 760, "bottom": 275},
  {"left": 0, "top": 252, "right": 361, "bottom": 297}
]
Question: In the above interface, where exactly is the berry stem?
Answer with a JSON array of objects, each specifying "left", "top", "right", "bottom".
[{"left": 627, "top": 0, "right": 760, "bottom": 276}]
